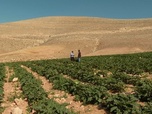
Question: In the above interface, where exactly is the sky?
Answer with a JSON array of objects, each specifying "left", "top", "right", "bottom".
[{"left": 0, "top": 0, "right": 152, "bottom": 23}]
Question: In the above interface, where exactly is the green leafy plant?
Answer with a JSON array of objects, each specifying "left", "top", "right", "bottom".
[
  {"left": 102, "top": 94, "right": 141, "bottom": 114},
  {"left": 135, "top": 79, "right": 152, "bottom": 102},
  {"left": 142, "top": 102, "right": 152, "bottom": 114}
]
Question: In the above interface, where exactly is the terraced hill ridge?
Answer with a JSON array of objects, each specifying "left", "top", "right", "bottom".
[{"left": 0, "top": 16, "right": 152, "bottom": 62}]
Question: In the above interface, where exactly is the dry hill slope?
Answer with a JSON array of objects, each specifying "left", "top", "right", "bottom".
[{"left": 0, "top": 16, "right": 152, "bottom": 62}]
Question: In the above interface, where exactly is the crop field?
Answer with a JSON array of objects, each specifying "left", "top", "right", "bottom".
[{"left": 1, "top": 52, "right": 152, "bottom": 114}]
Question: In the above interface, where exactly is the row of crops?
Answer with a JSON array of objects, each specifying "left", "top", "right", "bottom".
[
  {"left": 7, "top": 64, "right": 76, "bottom": 114},
  {"left": 0, "top": 64, "right": 5, "bottom": 113},
  {"left": 1, "top": 52, "right": 152, "bottom": 113}
]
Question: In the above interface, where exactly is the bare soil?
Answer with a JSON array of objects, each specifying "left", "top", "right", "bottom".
[{"left": 2, "top": 66, "right": 29, "bottom": 114}]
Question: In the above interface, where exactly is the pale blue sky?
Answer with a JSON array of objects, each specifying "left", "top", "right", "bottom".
[{"left": 0, "top": 0, "right": 152, "bottom": 23}]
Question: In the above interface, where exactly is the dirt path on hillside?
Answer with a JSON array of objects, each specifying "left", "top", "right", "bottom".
[
  {"left": 21, "top": 65, "right": 107, "bottom": 114},
  {"left": 46, "top": 26, "right": 152, "bottom": 38}
]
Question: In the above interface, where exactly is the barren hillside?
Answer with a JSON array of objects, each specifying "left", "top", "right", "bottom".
[{"left": 0, "top": 16, "right": 152, "bottom": 62}]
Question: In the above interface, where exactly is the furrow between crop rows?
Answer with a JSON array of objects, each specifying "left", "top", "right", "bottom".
[{"left": 22, "top": 65, "right": 107, "bottom": 114}]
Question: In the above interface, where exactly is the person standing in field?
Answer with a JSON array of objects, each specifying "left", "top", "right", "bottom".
[
  {"left": 70, "top": 51, "right": 75, "bottom": 61},
  {"left": 78, "top": 50, "right": 81, "bottom": 62}
]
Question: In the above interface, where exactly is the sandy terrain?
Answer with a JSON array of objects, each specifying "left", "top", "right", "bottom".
[{"left": 0, "top": 16, "right": 152, "bottom": 62}]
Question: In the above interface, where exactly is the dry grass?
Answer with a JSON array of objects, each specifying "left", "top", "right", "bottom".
[{"left": 0, "top": 16, "right": 152, "bottom": 62}]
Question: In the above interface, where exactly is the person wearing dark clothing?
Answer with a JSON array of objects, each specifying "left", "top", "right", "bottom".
[{"left": 78, "top": 50, "right": 81, "bottom": 62}]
